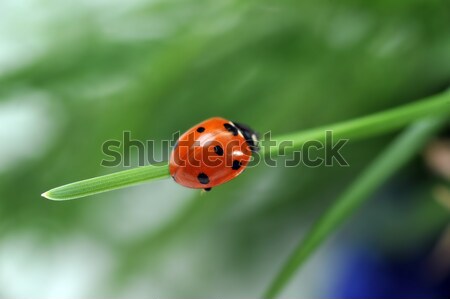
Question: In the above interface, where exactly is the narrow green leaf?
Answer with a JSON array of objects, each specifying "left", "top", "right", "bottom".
[
  {"left": 42, "top": 163, "right": 170, "bottom": 201},
  {"left": 263, "top": 116, "right": 447, "bottom": 299},
  {"left": 42, "top": 90, "right": 450, "bottom": 201},
  {"left": 264, "top": 90, "right": 450, "bottom": 156}
]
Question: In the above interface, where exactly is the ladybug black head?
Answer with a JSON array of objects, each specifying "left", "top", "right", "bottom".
[{"left": 233, "top": 121, "right": 259, "bottom": 152}]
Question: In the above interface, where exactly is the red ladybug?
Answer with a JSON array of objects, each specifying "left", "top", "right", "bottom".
[{"left": 169, "top": 117, "right": 259, "bottom": 191}]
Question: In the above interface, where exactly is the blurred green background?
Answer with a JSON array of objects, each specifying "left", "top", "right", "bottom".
[{"left": 0, "top": 0, "right": 449, "bottom": 297}]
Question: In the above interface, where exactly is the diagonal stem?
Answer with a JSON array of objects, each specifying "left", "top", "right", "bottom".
[{"left": 263, "top": 116, "right": 447, "bottom": 299}]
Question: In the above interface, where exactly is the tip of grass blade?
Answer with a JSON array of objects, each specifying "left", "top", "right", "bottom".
[
  {"left": 41, "top": 190, "right": 56, "bottom": 200},
  {"left": 41, "top": 189, "right": 69, "bottom": 201},
  {"left": 40, "top": 163, "right": 171, "bottom": 201},
  {"left": 40, "top": 184, "right": 96, "bottom": 201}
]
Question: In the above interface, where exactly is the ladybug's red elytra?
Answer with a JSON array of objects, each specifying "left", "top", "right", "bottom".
[{"left": 169, "top": 117, "right": 259, "bottom": 191}]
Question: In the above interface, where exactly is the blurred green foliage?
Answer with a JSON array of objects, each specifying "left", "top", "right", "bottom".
[{"left": 0, "top": 0, "right": 449, "bottom": 297}]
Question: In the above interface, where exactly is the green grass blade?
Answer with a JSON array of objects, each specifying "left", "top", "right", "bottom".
[
  {"left": 42, "top": 164, "right": 170, "bottom": 201},
  {"left": 264, "top": 90, "right": 450, "bottom": 156},
  {"left": 263, "top": 116, "right": 447, "bottom": 299},
  {"left": 42, "top": 90, "right": 450, "bottom": 201}
]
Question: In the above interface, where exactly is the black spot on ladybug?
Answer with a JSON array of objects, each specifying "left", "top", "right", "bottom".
[
  {"left": 197, "top": 173, "right": 210, "bottom": 184},
  {"left": 213, "top": 145, "right": 224, "bottom": 156},
  {"left": 197, "top": 127, "right": 205, "bottom": 133},
  {"left": 223, "top": 123, "right": 238, "bottom": 136},
  {"left": 204, "top": 188, "right": 212, "bottom": 192},
  {"left": 232, "top": 160, "right": 241, "bottom": 170}
]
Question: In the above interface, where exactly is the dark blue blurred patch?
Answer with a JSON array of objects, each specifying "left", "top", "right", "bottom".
[{"left": 334, "top": 245, "right": 450, "bottom": 299}]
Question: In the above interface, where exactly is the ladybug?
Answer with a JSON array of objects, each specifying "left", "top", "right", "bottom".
[{"left": 169, "top": 117, "right": 259, "bottom": 191}]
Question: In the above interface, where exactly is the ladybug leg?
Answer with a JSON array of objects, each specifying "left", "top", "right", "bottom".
[{"left": 204, "top": 188, "right": 212, "bottom": 192}]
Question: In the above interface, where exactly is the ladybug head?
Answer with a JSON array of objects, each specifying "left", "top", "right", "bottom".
[{"left": 233, "top": 122, "right": 259, "bottom": 152}]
